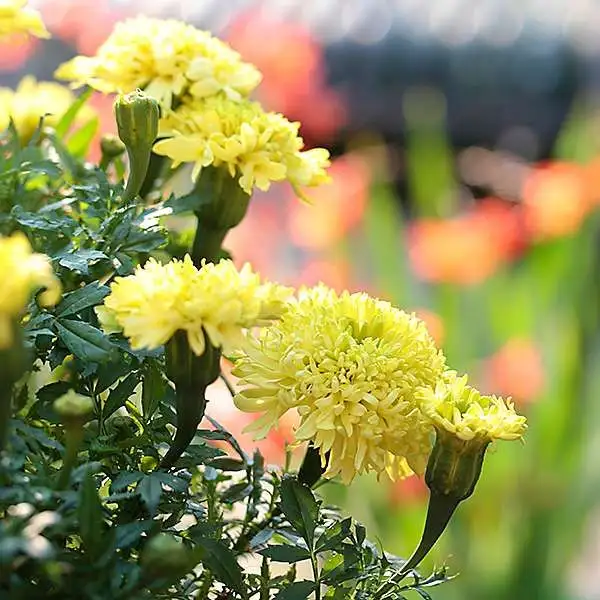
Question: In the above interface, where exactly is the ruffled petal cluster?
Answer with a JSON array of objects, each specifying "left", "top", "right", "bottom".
[
  {"left": 0, "top": 0, "right": 49, "bottom": 39},
  {"left": 96, "top": 256, "right": 292, "bottom": 356},
  {"left": 55, "top": 16, "right": 261, "bottom": 109},
  {"left": 233, "top": 285, "right": 447, "bottom": 483},
  {"left": 0, "top": 76, "right": 95, "bottom": 142},
  {"left": 416, "top": 371, "right": 527, "bottom": 442},
  {"left": 153, "top": 96, "right": 331, "bottom": 197},
  {"left": 0, "top": 233, "right": 61, "bottom": 348}
]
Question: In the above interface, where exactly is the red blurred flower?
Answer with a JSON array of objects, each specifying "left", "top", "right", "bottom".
[
  {"left": 389, "top": 475, "right": 428, "bottom": 507},
  {"left": 408, "top": 198, "right": 522, "bottom": 285},
  {"left": 41, "top": 0, "right": 129, "bottom": 55},
  {"left": 0, "top": 34, "right": 39, "bottom": 72},
  {"left": 522, "top": 161, "right": 592, "bottom": 240},
  {"left": 225, "top": 10, "right": 346, "bottom": 143},
  {"left": 287, "top": 153, "right": 371, "bottom": 250},
  {"left": 481, "top": 338, "right": 544, "bottom": 405}
]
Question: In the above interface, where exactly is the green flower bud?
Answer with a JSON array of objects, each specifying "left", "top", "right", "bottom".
[
  {"left": 54, "top": 390, "right": 94, "bottom": 428},
  {"left": 141, "top": 534, "right": 191, "bottom": 578},
  {"left": 114, "top": 90, "right": 160, "bottom": 202},
  {"left": 100, "top": 134, "right": 126, "bottom": 159},
  {"left": 115, "top": 90, "right": 159, "bottom": 150}
]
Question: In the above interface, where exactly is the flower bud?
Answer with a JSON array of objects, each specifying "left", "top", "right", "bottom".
[
  {"left": 54, "top": 390, "right": 94, "bottom": 428},
  {"left": 106, "top": 414, "right": 138, "bottom": 440},
  {"left": 100, "top": 134, "right": 126, "bottom": 159},
  {"left": 141, "top": 534, "right": 191, "bottom": 578},
  {"left": 114, "top": 90, "right": 159, "bottom": 151}
]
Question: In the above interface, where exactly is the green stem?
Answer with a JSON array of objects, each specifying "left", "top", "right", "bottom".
[
  {"left": 159, "top": 331, "right": 220, "bottom": 470},
  {"left": 122, "top": 145, "right": 152, "bottom": 203},
  {"left": 138, "top": 152, "right": 166, "bottom": 199},
  {"left": 310, "top": 551, "right": 321, "bottom": 600},
  {"left": 399, "top": 492, "right": 460, "bottom": 575},
  {"left": 158, "top": 383, "right": 208, "bottom": 470},
  {"left": 191, "top": 221, "right": 228, "bottom": 267},
  {"left": 57, "top": 428, "right": 84, "bottom": 490}
]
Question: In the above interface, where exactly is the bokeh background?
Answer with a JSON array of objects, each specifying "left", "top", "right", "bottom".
[{"left": 7, "top": 1, "right": 600, "bottom": 598}]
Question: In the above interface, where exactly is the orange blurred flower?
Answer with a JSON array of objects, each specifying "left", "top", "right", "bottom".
[
  {"left": 522, "top": 161, "right": 592, "bottom": 240},
  {"left": 288, "top": 153, "right": 370, "bottom": 250},
  {"left": 482, "top": 338, "right": 544, "bottom": 405},
  {"left": 408, "top": 198, "right": 522, "bottom": 285}
]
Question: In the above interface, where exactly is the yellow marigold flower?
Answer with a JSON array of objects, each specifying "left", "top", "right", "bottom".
[
  {"left": 416, "top": 371, "right": 527, "bottom": 442},
  {"left": 153, "top": 96, "right": 331, "bottom": 198},
  {"left": 0, "top": 232, "right": 61, "bottom": 348},
  {"left": 233, "top": 285, "right": 447, "bottom": 484},
  {"left": 0, "top": 76, "right": 96, "bottom": 142},
  {"left": 0, "top": 0, "right": 49, "bottom": 39},
  {"left": 55, "top": 16, "right": 261, "bottom": 109},
  {"left": 96, "top": 256, "right": 292, "bottom": 356}
]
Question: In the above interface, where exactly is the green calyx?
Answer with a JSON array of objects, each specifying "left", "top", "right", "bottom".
[{"left": 400, "top": 430, "right": 490, "bottom": 575}]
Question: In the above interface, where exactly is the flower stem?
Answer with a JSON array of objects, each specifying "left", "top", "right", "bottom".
[
  {"left": 57, "top": 428, "right": 85, "bottom": 490},
  {"left": 122, "top": 145, "right": 151, "bottom": 203},
  {"left": 399, "top": 491, "right": 460, "bottom": 575}
]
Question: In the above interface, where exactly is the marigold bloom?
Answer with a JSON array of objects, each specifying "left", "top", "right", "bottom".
[
  {"left": 233, "top": 285, "right": 447, "bottom": 483},
  {"left": 153, "top": 95, "right": 330, "bottom": 198},
  {"left": 55, "top": 16, "right": 261, "bottom": 109},
  {"left": 0, "top": 76, "right": 95, "bottom": 142},
  {"left": 0, "top": 232, "right": 61, "bottom": 348},
  {"left": 417, "top": 372, "right": 527, "bottom": 442},
  {"left": 96, "top": 256, "right": 292, "bottom": 356},
  {"left": 0, "top": 0, "right": 49, "bottom": 39}
]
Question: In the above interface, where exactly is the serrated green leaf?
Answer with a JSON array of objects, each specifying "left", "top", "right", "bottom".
[
  {"left": 136, "top": 474, "right": 162, "bottom": 516},
  {"left": 142, "top": 362, "right": 165, "bottom": 419},
  {"left": 259, "top": 545, "right": 311, "bottom": 563},
  {"left": 111, "top": 471, "right": 144, "bottom": 492},
  {"left": 194, "top": 538, "right": 246, "bottom": 597},
  {"left": 55, "top": 87, "right": 93, "bottom": 138},
  {"left": 355, "top": 523, "right": 366, "bottom": 546},
  {"left": 249, "top": 528, "right": 275, "bottom": 550},
  {"left": 78, "top": 471, "right": 105, "bottom": 560},
  {"left": 114, "top": 520, "right": 154, "bottom": 550},
  {"left": 36, "top": 381, "right": 72, "bottom": 404},
  {"left": 280, "top": 477, "right": 319, "bottom": 549},
  {"left": 315, "top": 518, "right": 352, "bottom": 553},
  {"left": 55, "top": 319, "right": 117, "bottom": 363},
  {"left": 221, "top": 482, "right": 253, "bottom": 503},
  {"left": 206, "top": 457, "right": 247, "bottom": 471},
  {"left": 56, "top": 249, "right": 108, "bottom": 275},
  {"left": 274, "top": 581, "right": 316, "bottom": 600},
  {"left": 56, "top": 282, "right": 110, "bottom": 318},
  {"left": 103, "top": 373, "right": 139, "bottom": 419}
]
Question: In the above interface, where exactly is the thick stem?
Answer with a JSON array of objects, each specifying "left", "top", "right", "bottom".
[
  {"left": 122, "top": 145, "right": 151, "bottom": 203},
  {"left": 159, "top": 331, "right": 220, "bottom": 470},
  {"left": 399, "top": 492, "right": 460, "bottom": 575},
  {"left": 191, "top": 222, "right": 228, "bottom": 267},
  {"left": 138, "top": 152, "right": 166, "bottom": 200},
  {"left": 57, "top": 428, "right": 85, "bottom": 490},
  {"left": 158, "top": 383, "right": 207, "bottom": 470}
]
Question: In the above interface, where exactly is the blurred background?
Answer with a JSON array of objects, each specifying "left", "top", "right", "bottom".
[{"left": 6, "top": 1, "right": 600, "bottom": 598}]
